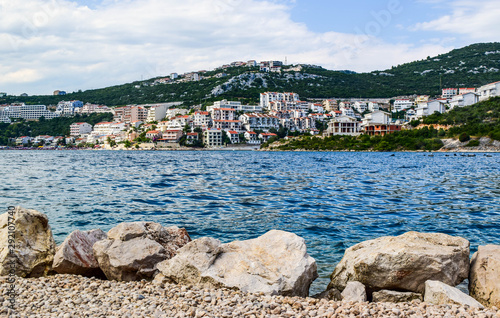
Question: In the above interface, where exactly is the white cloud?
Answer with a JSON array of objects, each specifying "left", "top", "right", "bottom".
[
  {"left": 412, "top": 0, "right": 500, "bottom": 41},
  {"left": 0, "top": 0, "right": 452, "bottom": 95}
]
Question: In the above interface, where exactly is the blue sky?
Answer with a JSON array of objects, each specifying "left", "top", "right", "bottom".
[{"left": 1, "top": 0, "right": 499, "bottom": 95}]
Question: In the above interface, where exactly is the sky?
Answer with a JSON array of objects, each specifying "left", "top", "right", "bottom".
[{"left": 0, "top": 0, "right": 499, "bottom": 95}]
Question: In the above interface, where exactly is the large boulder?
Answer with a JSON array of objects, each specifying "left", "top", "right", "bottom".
[
  {"left": 93, "top": 222, "right": 190, "bottom": 281},
  {"left": 424, "top": 280, "right": 484, "bottom": 308},
  {"left": 328, "top": 232, "right": 470, "bottom": 293},
  {"left": 0, "top": 207, "right": 56, "bottom": 277},
  {"left": 469, "top": 245, "right": 500, "bottom": 308},
  {"left": 52, "top": 229, "right": 107, "bottom": 277},
  {"left": 155, "top": 230, "right": 318, "bottom": 297}
]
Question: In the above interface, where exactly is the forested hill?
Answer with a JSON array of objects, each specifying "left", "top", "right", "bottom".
[{"left": 3, "top": 42, "right": 500, "bottom": 107}]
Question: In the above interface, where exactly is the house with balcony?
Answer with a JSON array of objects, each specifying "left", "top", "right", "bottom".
[
  {"left": 193, "top": 111, "right": 212, "bottom": 128},
  {"left": 259, "top": 132, "right": 278, "bottom": 142},
  {"left": 70, "top": 122, "right": 92, "bottom": 136},
  {"left": 244, "top": 131, "right": 261, "bottom": 145},
  {"left": 16, "top": 136, "right": 32, "bottom": 145},
  {"left": 477, "top": 81, "right": 500, "bottom": 101},
  {"left": 186, "top": 133, "right": 199, "bottom": 145},
  {"left": 239, "top": 113, "right": 280, "bottom": 132},
  {"left": 33, "top": 135, "right": 54, "bottom": 145},
  {"left": 226, "top": 131, "right": 240, "bottom": 144},
  {"left": 393, "top": 99, "right": 413, "bottom": 112},
  {"left": 161, "top": 130, "right": 183, "bottom": 143},
  {"left": 213, "top": 120, "right": 242, "bottom": 132},
  {"left": 449, "top": 92, "right": 479, "bottom": 109},
  {"left": 325, "top": 116, "right": 361, "bottom": 136},
  {"left": 415, "top": 99, "right": 447, "bottom": 118},
  {"left": 203, "top": 129, "right": 223, "bottom": 147},
  {"left": 146, "top": 130, "right": 162, "bottom": 140},
  {"left": 442, "top": 88, "right": 458, "bottom": 99},
  {"left": 362, "top": 111, "right": 401, "bottom": 136}
]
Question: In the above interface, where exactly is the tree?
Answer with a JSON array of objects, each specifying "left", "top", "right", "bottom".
[
  {"left": 124, "top": 140, "right": 132, "bottom": 148},
  {"left": 459, "top": 132, "right": 470, "bottom": 142}
]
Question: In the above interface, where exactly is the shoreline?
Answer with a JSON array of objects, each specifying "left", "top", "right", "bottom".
[
  {"left": 1, "top": 147, "right": 499, "bottom": 153},
  {"left": 2, "top": 274, "right": 499, "bottom": 318}
]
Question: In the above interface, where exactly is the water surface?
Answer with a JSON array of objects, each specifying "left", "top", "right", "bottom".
[{"left": 1, "top": 150, "right": 499, "bottom": 294}]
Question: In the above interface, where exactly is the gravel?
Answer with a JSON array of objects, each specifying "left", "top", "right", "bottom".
[{"left": 1, "top": 275, "right": 499, "bottom": 318}]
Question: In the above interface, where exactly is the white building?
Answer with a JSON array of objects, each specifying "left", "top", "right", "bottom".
[
  {"left": 415, "top": 100, "right": 447, "bottom": 118},
  {"left": 56, "top": 100, "right": 83, "bottom": 116},
  {"left": 210, "top": 100, "right": 262, "bottom": 113},
  {"left": 362, "top": 111, "right": 391, "bottom": 126},
  {"left": 203, "top": 129, "right": 223, "bottom": 147},
  {"left": 226, "top": 131, "right": 240, "bottom": 144},
  {"left": 211, "top": 107, "right": 235, "bottom": 121},
  {"left": 260, "top": 92, "right": 299, "bottom": 110},
  {"left": 92, "top": 122, "right": 127, "bottom": 136},
  {"left": 76, "top": 104, "right": 113, "bottom": 114},
  {"left": 353, "top": 102, "right": 368, "bottom": 113},
  {"left": 146, "top": 104, "right": 170, "bottom": 122},
  {"left": 70, "top": 122, "right": 92, "bottom": 136},
  {"left": 368, "top": 102, "right": 380, "bottom": 112},
  {"left": 310, "top": 104, "right": 324, "bottom": 113},
  {"left": 0, "top": 104, "right": 59, "bottom": 121},
  {"left": 325, "top": 116, "right": 360, "bottom": 136},
  {"left": 193, "top": 111, "right": 211, "bottom": 128},
  {"left": 210, "top": 100, "right": 241, "bottom": 110},
  {"left": 244, "top": 131, "right": 261, "bottom": 145},
  {"left": 166, "top": 108, "right": 188, "bottom": 119},
  {"left": 341, "top": 107, "right": 355, "bottom": 117},
  {"left": 459, "top": 88, "right": 476, "bottom": 95},
  {"left": 442, "top": 88, "right": 458, "bottom": 99},
  {"left": 239, "top": 113, "right": 280, "bottom": 132},
  {"left": 393, "top": 99, "right": 413, "bottom": 112},
  {"left": 477, "top": 81, "right": 500, "bottom": 101},
  {"left": 449, "top": 92, "right": 479, "bottom": 109}
]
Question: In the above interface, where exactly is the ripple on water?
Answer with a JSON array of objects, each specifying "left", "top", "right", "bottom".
[{"left": 0, "top": 150, "right": 499, "bottom": 294}]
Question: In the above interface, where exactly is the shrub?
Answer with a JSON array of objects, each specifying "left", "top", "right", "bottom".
[
  {"left": 465, "top": 139, "right": 480, "bottom": 147},
  {"left": 459, "top": 132, "right": 470, "bottom": 142}
]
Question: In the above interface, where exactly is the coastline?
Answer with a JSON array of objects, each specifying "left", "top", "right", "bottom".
[
  {"left": 2, "top": 275, "right": 499, "bottom": 318},
  {"left": 1, "top": 146, "right": 499, "bottom": 153}
]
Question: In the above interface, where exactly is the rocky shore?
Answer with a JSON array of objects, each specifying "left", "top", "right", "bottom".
[
  {"left": 1, "top": 207, "right": 500, "bottom": 317},
  {"left": 1, "top": 275, "right": 499, "bottom": 318}
]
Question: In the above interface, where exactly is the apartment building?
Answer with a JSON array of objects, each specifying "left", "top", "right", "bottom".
[{"left": 70, "top": 122, "right": 92, "bottom": 136}]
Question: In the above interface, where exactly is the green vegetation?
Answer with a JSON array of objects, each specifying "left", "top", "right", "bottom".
[
  {"left": 0, "top": 113, "right": 113, "bottom": 146},
  {"left": 422, "top": 97, "right": 500, "bottom": 141},
  {"left": 270, "top": 127, "right": 445, "bottom": 152},
  {"left": 465, "top": 140, "right": 480, "bottom": 147},
  {"left": 266, "top": 97, "right": 500, "bottom": 151},
  {"left": 2, "top": 43, "right": 500, "bottom": 106}
]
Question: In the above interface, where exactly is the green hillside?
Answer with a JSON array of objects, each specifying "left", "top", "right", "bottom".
[
  {"left": 266, "top": 97, "right": 500, "bottom": 152},
  {"left": 2, "top": 43, "right": 500, "bottom": 107}
]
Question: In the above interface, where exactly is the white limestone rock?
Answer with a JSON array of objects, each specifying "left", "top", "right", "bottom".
[
  {"left": 341, "top": 281, "right": 367, "bottom": 302},
  {"left": 424, "top": 280, "right": 484, "bottom": 308},
  {"left": 328, "top": 231, "right": 470, "bottom": 293},
  {"left": 372, "top": 289, "right": 423, "bottom": 303},
  {"left": 0, "top": 207, "right": 56, "bottom": 277},
  {"left": 469, "top": 245, "right": 500, "bottom": 308},
  {"left": 93, "top": 222, "right": 190, "bottom": 281},
  {"left": 155, "top": 230, "right": 318, "bottom": 297}
]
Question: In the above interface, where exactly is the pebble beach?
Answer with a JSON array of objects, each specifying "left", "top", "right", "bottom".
[{"left": 2, "top": 275, "right": 499, "bottom": 318}]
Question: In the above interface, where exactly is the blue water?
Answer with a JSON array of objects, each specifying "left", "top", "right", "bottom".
[{"left": 1, "top": 150, "right": 499, "bottom": 294}]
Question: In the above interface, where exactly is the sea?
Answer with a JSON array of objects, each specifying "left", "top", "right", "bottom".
[{"left": 1, "top": 150, "right": 499, "bottom": 294}]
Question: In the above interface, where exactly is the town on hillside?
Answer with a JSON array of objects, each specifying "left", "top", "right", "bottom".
[{"left": 1, "top": 77, "right": 499, "bottom": 149}]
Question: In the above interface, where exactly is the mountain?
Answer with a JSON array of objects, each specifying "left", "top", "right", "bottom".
[{"left": 3, "top": 42, "right": 500, "bottom": 107}]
